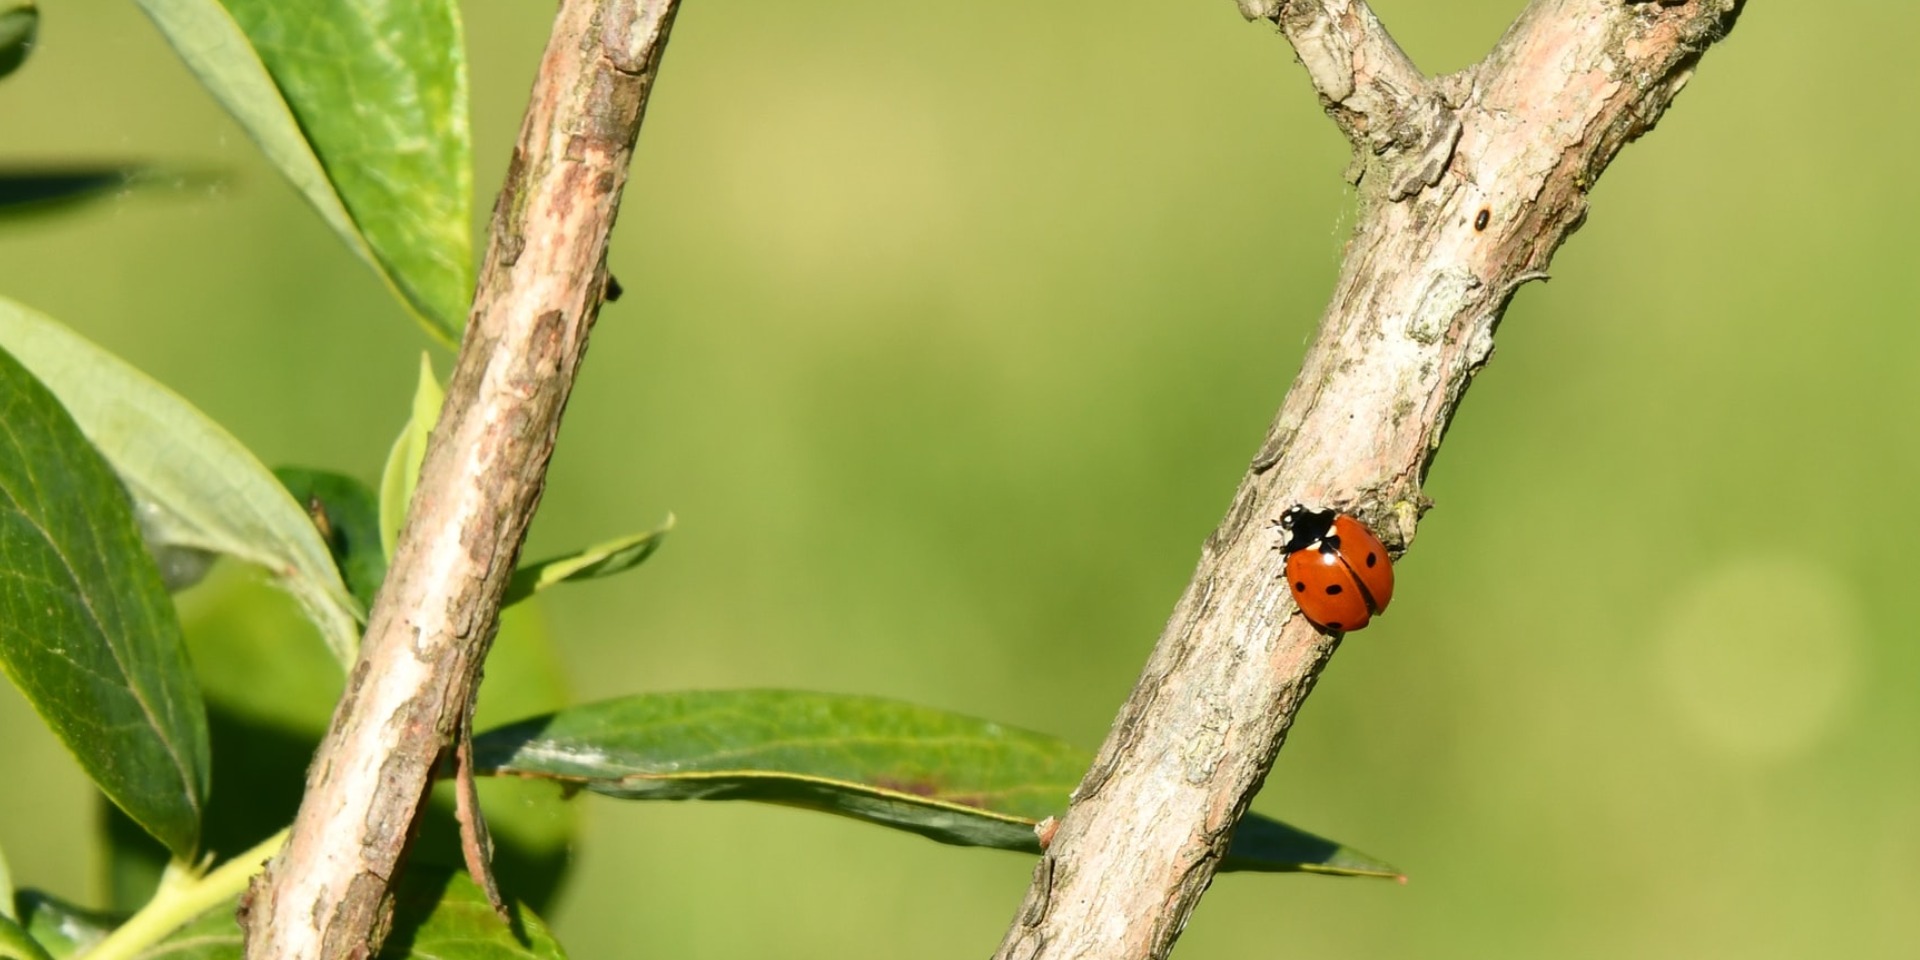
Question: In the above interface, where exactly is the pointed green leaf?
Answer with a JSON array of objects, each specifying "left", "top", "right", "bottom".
[
  {"left": 274, "top": 468, "right": 386, "bottom": 608},
  {"left": 380, "top": 353, "right": 443, "bottom": 558},
  {"left": 473, "top": 690, "right": 1399, "bottom": 878},
  {"left": 0, "top": 346, "right": 210, "bottom": 858},
  {"left": 502, "top": 517, "right": 673, "bottom": 607},
  {"left": 0, "top": 298, "right": 363, "bottom": 667},
  {"left": 0, "top": 168, "right": 133, "bottom": 216},
  {"left": 0, "top": 167, "right": 226, "bottom": 223},
  {"left": 0, "top": 1, "right": 34, "bottom": 81},
  {"left": 133, "top": 0, "right": 472, "bottom": 343},
  {"left": 136, "top": 869, "right": 564, "bottom": 960}
]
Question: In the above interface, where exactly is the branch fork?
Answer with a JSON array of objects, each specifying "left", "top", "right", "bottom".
[{"left": 993, "top": 2, "right": 1743, "bottom": 958}]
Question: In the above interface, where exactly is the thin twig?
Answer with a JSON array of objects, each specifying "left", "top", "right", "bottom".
[
  {"left": 241, "top": 1, "right": 681, "bottom": 957},
  {"left": 990, "top": 2, "right": 1743, "bottom": 958}
]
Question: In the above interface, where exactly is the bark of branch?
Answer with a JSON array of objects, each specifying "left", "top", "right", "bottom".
[
  {"left": 990, "top": 2, "right": 1742, "bottom": 958},
  {"left": 242, "top": 1, "right": 680, "bottom": 957}
]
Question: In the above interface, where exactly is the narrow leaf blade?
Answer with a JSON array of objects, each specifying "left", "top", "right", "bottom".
[
  {"left": 0, "top": 347, "right": 210, "bottom": 858},
  {"left": 134, "top": 0, "right": 472, "bottom": 342},
  {"left": 472, "top": 690, "right": 1398, "bottom": 877},
  {"left": 502, "top": 517, "right": 673, "bottom": 607},
  {"left": 379, "top": 353, "right": 443, "bottom": 558},
  {"left": 0, "top": 298, "right": 363, "bottom": 667}
]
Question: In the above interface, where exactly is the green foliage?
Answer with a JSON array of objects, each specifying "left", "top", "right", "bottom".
[
  {"left": 0, "top": 347, "right": 208, "bottom": 859},
  {"left": 0, "top": 0, "right": 32, "bottom": 79},
  {"left": 474, "top": 690, "right": 1398, "bottom": 878},
  {"left": 133, "top": 0, "right": 471, "bottom": 343},
  {"left": 379, "top": 353, "right": 444, "bottom": 557},
  {"left": 0, "top": 297, "right": 363, "bottom": 666},
  {"left": 13, "top": 891, "right": 117, "bottom": 959},
  {"left": 502, "top": 519, "right": 673, "bottom": 607},
  {"left": 275, "top": 467, "right": 386, "bottom": 608},
  {"left": 0, "top": 916, "right": 56, "bottom": 960},
  {"left": 0, "top": 2, "right": 1430, "bottom": 957},
  {"left": 137, "top": 869, "right": 564, "bottom": 960}
]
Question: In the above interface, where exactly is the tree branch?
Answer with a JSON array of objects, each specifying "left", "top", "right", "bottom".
[
  {"left": 990, "top": 2, "right": 1742, "bottom": 958},
  {"left": 1240, "top": 0, "right": 1460, "bottom": 200},
  {"left": 241, "top": 1, "right": 680, "bottom": 957}
]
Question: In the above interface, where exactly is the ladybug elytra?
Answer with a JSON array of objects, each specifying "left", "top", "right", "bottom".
[{"left": 1275, "top": 505, "right": 1395, "bottom": 632}]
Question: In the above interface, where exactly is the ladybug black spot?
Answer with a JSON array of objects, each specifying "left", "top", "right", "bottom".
[
  {"left": 1325, "top": 622, "right": 1344, "bottom": 631},
  {"left": 1366, "top": 552, "right": 1378, "bottom": 567},
  {"left": 1293, "top": 581, "right": 1306, "bottom": 593},
  {"left": 1324, "top": 584, "right": 1343, "bottom": 595}
]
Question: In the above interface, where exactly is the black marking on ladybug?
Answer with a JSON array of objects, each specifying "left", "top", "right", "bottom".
[
  {"left": 1275, "top": 504, "right": 1339, "bottom": 555},
  {"left": 1324, "top": 583, "right": 1343, "bottom": 595},
  {"left": 1365, "top": 552, "right": 1378, "bottom": 567},
  {"left": 1325, "top": 622, "right": 1344, "bottom": 631},
  {"left": 1474, "top": 208, "right": 1490, "bottom": 231},
  {"left": 1293, "top": 581, "right": 1306, "bottom": 592}
]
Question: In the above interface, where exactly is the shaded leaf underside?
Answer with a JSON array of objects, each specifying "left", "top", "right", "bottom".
[{"left": 474, "top": 689, "right": 1399, "bottom": 878}]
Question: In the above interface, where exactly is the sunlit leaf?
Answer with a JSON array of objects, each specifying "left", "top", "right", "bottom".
[
  {"left": 137, "top": 869, "right": 565, "bottom": 960},
  {"left": 0, "top": 346, "right": 209, "bottom": 858},
  {"left": 0, "top": 297, "right": 363, "bottom": 667},
  {"left": 133, "top": 0, "right": 472, "bottom": 343},
  {"left": 473, "top": 690, "right": 1400, "bottom": 878},
  {"left": 502, "top": 517, "right": 673, "bottom": 607},
  {"left": 380, "top": 353, "right": 443, "bottom": 558}
]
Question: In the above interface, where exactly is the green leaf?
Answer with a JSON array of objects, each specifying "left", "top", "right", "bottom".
[
  {"left": 380, "top": 353, "right": 443, "bottom": 558},
  {"left": 0, "top": 346, "right": 210, "bottom": 858},
  {"left": 0, "top": 841, "right": 12, "bottom": 921},
  {"left": 133, "top": 0, "right": 472, "bottom": 344},
  {"left": 0, "top": 298, "right": 363, "bottom": 667},
  {"left": 472, "top": 690, "right": 1400, "bottom": 878},
  {"left": 0, "top": 1, "right": 34, "bottom": 80},
  {"left": 0, "top": 915, "right": 55, "bottom": 960},
  {"left": 15, "top": 892, "right": 117, "bottom": 960},
  {"left": 102, "top": 579, "right": 577, "bottom": 915},
  {"left": 0, "top": 167, "right": 226, "bottom": 222},
  {"left": 136, "top": 868, "right": 564, "bottom": 960},
  {"left": 502, "top": 518, "right": 673, "bottom": 607},
  {"left": 275, "top": 468, "right": 386, "bottom": 609}
]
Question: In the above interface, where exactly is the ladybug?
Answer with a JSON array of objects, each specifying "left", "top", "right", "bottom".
[{"left": 1274, "top": 505, "right": 1395, "bottom": 632}]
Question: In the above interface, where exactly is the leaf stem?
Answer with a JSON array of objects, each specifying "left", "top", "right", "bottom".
[{"left": 81, "top": 830, "right": 285, "bottom": 960}]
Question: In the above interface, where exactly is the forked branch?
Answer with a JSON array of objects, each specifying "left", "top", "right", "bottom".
[{"left": 990, "top": 2, "right": 1742, "bottom": 958}]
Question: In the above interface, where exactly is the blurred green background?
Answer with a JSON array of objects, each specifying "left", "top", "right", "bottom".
[{"left": 4, "top": 1, "right": 1917, "bottom": 957}]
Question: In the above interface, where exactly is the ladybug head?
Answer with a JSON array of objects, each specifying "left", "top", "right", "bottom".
[{"left": 1274, "top": 504, "right": 1338, "bottom": 555}]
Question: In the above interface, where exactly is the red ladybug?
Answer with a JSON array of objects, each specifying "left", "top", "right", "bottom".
[{"left": 1275, "top": 505, "right": 1395, "bottom": 632}]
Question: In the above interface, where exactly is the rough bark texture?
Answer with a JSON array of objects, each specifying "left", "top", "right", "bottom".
[
  {"left": 990, "top": 2, "right": 1743, "bottom": 958},
  {"left": 242, "top": 1, "right": 680, "bottom": 957}
]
